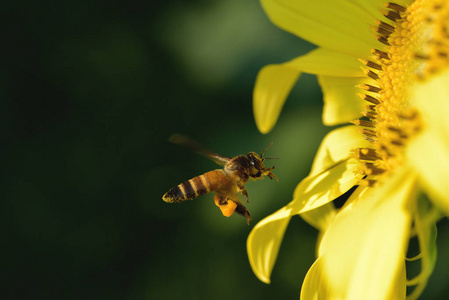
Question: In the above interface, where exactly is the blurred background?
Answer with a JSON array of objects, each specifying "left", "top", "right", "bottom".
[{"left": 3, "top": 0, "right": 448, "bottom": 299}]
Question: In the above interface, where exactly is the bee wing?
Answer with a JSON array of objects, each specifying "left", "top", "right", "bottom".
[{"left": 168, "top": 134, "right": 231, "bottom": 166}]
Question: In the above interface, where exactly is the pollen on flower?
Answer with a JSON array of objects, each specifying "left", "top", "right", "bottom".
[{"left": 352, "top": 0, "right": 448, "bottom": 185}]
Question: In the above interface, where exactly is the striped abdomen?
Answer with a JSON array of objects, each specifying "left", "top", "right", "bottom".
[{"left": 163, "top": 170, "right": 228, "bottom": 203}]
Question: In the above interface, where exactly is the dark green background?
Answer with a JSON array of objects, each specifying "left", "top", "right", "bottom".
[{"left": 3, "top": 1, "right": 448, "bottom": 299}]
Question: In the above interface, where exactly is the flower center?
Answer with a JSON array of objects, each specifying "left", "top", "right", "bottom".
[{"left": 351, "top": 0, "right": 449, "bottom": 185}]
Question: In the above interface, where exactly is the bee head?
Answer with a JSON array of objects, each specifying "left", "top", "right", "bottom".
[{"left": 246, "top": 143, "right": 278, "bottom": 181}]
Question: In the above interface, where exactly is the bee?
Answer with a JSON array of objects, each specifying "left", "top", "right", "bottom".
[{"left": 162, "top": 134, "right": 278, "bottom": 224}]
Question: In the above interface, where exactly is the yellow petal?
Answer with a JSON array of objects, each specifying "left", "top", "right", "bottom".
[
  {"left": 302, "top": 256, "right": 407, "bottom": 300},
  {"left": 260, "top": 0, "right": 383, "bottom": 58},
  {"left": 409, "top": 130, "right": 449, "bottom": 216},
  {"left": 300, "top": 202, "right": 336, "bottom": 231},
  {"left": 408, "top": 69, "right": 449, "bottom": 215},
  {"left": 253, "top": 64, "right": 301, "bottom": 133},
  {"left": 289, "top": 126, "right": 373, "bottom": 215},
  {"left": 287, "top": 48, "right": 363, "bottom": 77},
  {"left": 300, "top": 258, "right": 331, "bottom": 300},
  {"left": 390, "top": 261, "right": 407, "bottom": 300},
  {"left": 318, "top": 76, "right": 367, "bottom": 126},
  {"left": 291, "top": 159, "right": 362, "bottom": 215},
  {"left": 318, "top": 168, "right": 416, "bottom": 300},
  {"left": 309, "top": 125, "right": 371, "bottom": 176},
  {"left": 247, "top": 206, "right": 291, "bottom": 283},
  {"left": 253, "top": 48, "right": 363, "bottom": 134}
]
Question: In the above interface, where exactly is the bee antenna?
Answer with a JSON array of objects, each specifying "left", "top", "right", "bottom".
[{"left": 260, "top": 142, "right": 274, "bottom": 158}]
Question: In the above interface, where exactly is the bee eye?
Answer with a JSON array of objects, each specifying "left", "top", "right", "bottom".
[{"left": 251, "top": 159, "right": 259, "bottom": 169}]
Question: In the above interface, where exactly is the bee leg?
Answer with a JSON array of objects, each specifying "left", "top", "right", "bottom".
[
  {"left": 216, "top": 196, "right": 228, "bottom": 206},
  {"left": 238, "top": 183, "right": 249, "bottom": 203},
  {"left": 214, "top": 195, "right": 250, "bottom": 224},
  {"left": 235, "top": 203, "right": 251, "bottom": 225}
]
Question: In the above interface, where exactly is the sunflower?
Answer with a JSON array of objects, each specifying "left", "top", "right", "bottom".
[{"left": 247, "top": 0, "right": 449, "bottom": 299}]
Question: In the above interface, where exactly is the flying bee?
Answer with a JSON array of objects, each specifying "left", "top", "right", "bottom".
[{"left": 162, "top": 134, "right": 278, "bottom": 224}]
